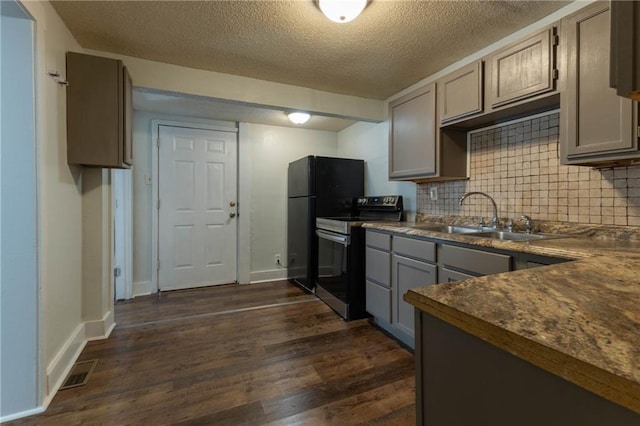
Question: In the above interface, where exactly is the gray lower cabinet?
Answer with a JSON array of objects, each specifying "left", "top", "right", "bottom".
[
  {"left": 560, "top": 2, "right": 640, "bottom": 166},
  {"left": 365, "top": 231, "right": 392, "bottom": 323},
  {"left": 392, "top": 253, "right": 437, "bottom": 339},
  {"left": 416, "top": 312, "right": 640, "bottom": 425},
  {"left": 365, "top": 231, "right": 519, "bottom": 348}
]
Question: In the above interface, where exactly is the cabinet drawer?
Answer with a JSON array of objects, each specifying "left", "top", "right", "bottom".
[
  {"left": 366, "top": 231, "right": 391, "bottom": 251},
  {"left": 366, "top": 247, "right": 391, "bottom": 287},
  {"left": 393, "top": 236, "right": 436, "bottom": 263},
  {"left": 366, "top": 280, "right": 391, "bottom": 322},
  {"left": 439, "top": 245, "right": 511, "bottom": 276},
  {"left": 438, "top": 266, "right": 476, "bottom": 283}
]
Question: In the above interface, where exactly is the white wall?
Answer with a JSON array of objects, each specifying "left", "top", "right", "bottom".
[
  {"left": 5, "top": 0, "right": 85, "bottom": 419},
  {"left": 1, "top": 7, "right": 39, "bottom": 418},
  {"left": 337, "top": 122, "right": 416, "bottom": 219},
  {"left": 240, "top": 123, "right": 339, "bottom": 283}
]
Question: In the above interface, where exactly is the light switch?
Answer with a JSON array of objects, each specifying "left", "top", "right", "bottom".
[{"left": 429, "top": 187, "right": 438, "bottom": 201}]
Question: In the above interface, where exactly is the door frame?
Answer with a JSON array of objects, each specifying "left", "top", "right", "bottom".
[
  {"left": 151, "top": 120, "right": 239, "bottom": 292},
  {"left": 112, "top": 169, "right": 133, "bottom": 300}
]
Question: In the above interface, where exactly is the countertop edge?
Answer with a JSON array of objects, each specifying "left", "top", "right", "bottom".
[{"left": 404, "top": 290, "right": 640, "bottom": 415}]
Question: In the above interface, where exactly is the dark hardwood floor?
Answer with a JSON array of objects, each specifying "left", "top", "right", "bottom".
[{"left": 10, "top": 281, "right": 415, "bottom": 425}]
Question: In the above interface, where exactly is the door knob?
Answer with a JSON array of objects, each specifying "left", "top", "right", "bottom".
[
  {"left": 230, "top": 201, "right": 236, "bottom": 207},
  {"left": 229, "top": 212, "right": 236, "bottom": 218}
]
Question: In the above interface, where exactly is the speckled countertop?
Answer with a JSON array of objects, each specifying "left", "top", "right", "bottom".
[{"left": 363, "top": 221, "right": 640, "bottom": 414}]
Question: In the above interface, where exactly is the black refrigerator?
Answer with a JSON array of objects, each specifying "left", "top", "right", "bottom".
[{"left": 287, "top": 156, "right": 364, "bottom": 292}]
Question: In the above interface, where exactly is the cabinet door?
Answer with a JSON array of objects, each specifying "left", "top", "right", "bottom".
[
  {"left": 561, "top": 3, "right": 639, "bottom": 164},
  {"left": 66, "top": 52, "right": 132, "bottom": 168},
  {"left": 488, "top": 28, "right": 556, "bottom": 109},
  {"left": 438, "top": 61, "right": 483, "bottom": 124},
  {"left": 388, "top": 83, "right": 437, "bottom": 179},
  {"left": 438, "top": 266, "right": 475, "bottom": 283},
  {"left": 392, "top": 254, "right": 437, "bottom": 338}
]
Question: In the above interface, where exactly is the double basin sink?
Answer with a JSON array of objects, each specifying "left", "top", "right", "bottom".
[{"left": 414, "top": 224, "right": 565, "bottom": 242}]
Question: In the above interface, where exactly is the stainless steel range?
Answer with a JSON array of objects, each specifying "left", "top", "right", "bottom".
[{"left": 315, "top": 196, "right": 404, "bottom": 320}]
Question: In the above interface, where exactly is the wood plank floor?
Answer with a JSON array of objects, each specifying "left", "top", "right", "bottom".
[{"left": 10, "top": 281, "right": 415, "bottom": 425}]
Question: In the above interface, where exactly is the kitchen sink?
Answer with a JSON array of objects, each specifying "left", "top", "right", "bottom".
[
  {"left": 464, "top": 231, "right": 564, "bottom": 242},
  {"left": 414, "top": 224, "right": 482, "bottom": 234}
]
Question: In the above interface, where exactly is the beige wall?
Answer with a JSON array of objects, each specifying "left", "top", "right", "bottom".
[
  {"left": 337, "top": 121, "right": 416, "bottom": 219},
  {"left": 418, "top": 112, "right": 640, "bottom": 226},
  {"left": 84, "top": 49, "right": 385, "bottom": 123},
  {"left": 23, "top": 0, "right": 84, "bottom": 387},
  {"left": 241, "top": 123, "right": 339, "bottom": 283}
]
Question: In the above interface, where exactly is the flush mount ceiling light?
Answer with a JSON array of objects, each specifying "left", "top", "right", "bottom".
[
  {"left": 288, "top": 112, "right": 311, "bottom": 125},
  {"left": 318, "top": 0, "right": 367, "bottom": 24}
]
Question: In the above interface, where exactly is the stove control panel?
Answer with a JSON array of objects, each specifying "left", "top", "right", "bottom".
[{"left": 356, "top": 196, "right": 402, "bottom": 209}]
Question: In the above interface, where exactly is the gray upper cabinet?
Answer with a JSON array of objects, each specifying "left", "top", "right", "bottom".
[
  {"left": 389, "top": 83, "right": 468, "bottom": 182},
  {"left": 438, "top": 61, "right": 484, "bottom": 125},
  {"left": 66, "top": 52, "right": 133, "bottom": 168},
  {"left": 487, "top": 27, "right": 557, "bottom": 110},
  {"left": 610, "top": 1, "right": 640, "bottom": 102},
  {"left": 560, "top": 3, "right": 639, "bottom": 166},
  {"left": 388, "top": 83, "right": 437, "bottom": 180}
]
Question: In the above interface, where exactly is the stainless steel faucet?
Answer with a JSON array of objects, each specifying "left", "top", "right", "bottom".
[
  {"left": 459, "top": 192, "right": 499, "bottom": 228},
  {"left": 521, "top": 215, "right": 533, "bottom": 234}
]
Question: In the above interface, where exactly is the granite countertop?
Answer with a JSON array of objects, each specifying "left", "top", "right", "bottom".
[{"left": 363, "top": 221, "right": 640, "bottom": 415}]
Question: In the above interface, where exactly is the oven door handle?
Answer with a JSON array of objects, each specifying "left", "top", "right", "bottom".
[{"left": 316, "top": 229, "right": 350, "bottom": 246}]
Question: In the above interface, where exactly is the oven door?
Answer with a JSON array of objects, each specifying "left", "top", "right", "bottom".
[{"left": 315, "top": 229, "right": 350, "bottom": 319}]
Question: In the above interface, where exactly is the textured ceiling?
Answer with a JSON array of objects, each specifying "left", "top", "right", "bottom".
[{"left": 51, "top": 0, "right": 569, "bottom": 101}]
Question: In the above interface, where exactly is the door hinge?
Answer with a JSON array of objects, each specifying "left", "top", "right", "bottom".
[
  {"left": 553, "top": 69, "right": 559, "bottom": 81},
  {"left": 553, "top": 34, "right": 559, "bottom": 46},
  {"left": 637, "top": 126, "right": 640, "bottom": 136},
  {"left": 114, "top": 267, "right": 121, "bottom": 278},
  {"left": 156, "top": 137, "right": 160, "bottom": 148},
  {"left": 157, "top": 199, "right": 161, "bottom": 209},
  {"left": 156, "top": 261, "right": 160, "bottom": 271}
]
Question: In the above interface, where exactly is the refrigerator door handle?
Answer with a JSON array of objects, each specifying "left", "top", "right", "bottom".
[{"left": 316, "top": 229, "right": 350, "bottom": 246}]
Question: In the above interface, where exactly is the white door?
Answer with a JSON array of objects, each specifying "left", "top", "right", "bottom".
[{"left": 158, "top": 125, "right": 238, "bottom": 291}]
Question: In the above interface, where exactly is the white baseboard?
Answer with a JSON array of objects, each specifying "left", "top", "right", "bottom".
[
  {"left": 0, "top": 406, "right": 45, "bottom": 423},
  {"left": 44, "top": 323, "right": 86, "bottom": 408},
  {"left": 250, "top": 268, "right": 287, "bottom": 284},
  {"left": 133, "top": 280, "right": 154, "bottom": 297},
  {"left": 85, "top": 310, "right": 115, "bottom": 341}
]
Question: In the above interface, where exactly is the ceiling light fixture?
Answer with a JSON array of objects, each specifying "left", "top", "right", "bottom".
[
  {"left": 318, "top": 0, "right": 367, "bottom": 24},
  {"left": 288, "top": 112, "right": 311, "bottom": 125}
]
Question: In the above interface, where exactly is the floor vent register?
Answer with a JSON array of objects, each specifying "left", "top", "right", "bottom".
[{"left": 60, "top": 360, "right": 98, "bottom": 390}]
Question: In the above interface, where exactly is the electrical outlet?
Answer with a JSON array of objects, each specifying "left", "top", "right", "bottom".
[
  {"left": 275, "top": 254, "right": 281, "bottom": 264},
  {"left": 429, "top": 186, "right": 438, "bottom": 201}
]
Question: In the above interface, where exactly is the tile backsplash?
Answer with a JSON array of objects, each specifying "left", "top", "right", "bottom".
[{"left": 417, "top": 112, "right": 640, "bottom": 227}]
